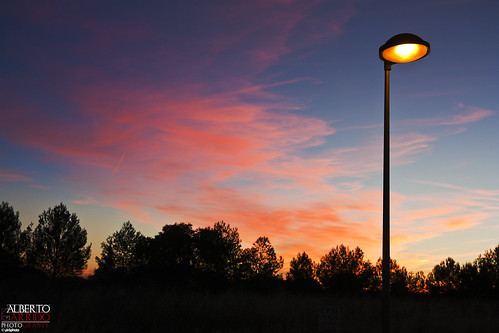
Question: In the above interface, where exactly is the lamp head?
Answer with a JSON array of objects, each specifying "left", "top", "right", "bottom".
[{"left": 379, "top": 33, "right": 430, "bottom": 64}]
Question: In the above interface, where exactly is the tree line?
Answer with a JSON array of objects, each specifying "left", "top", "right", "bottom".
[{"left": 1, "top": 201, "right": 498, "bottom": 296}]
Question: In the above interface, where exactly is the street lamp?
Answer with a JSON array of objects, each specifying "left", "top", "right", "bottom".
[{"left": 379, "top": 33, "right": 430, "bottom": 333}]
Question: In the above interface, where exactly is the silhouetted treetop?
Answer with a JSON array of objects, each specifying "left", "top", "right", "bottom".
[
  {"left": 286, "top": 251, "right": 320, "bottom": 291},
  {"left": 26, "top": 203, "right": 91, "bottom": 278},
  {"left": 475, "top": 245, "right": 499, "bottom": 294},
  {"left": 316, "top": 244, "right": 373, "bottom": 293},
  {"left": 374, "top": 258, "right": 409, "bottom": 294},
  {"left": 427, "top": 257, "right": 461, "bottom": 295},
  {"left": 95, "top": 221, "right": 147, "bottom": 275},
  {"left": 287, "top": 252, "right": 315, "bottom": 282},
  {"left": 149, "top": 222, "right": 196, "bottom": 275},
  {"left": 1, "top": 202, "right": 22, "bottom": 265},
  {"left": 407, "top": 271, "right": 427, "bottom": 294},
  {"left": 194, "top": 221, "right": 241, "bottom": 280},
  {"left": 458, "top": 262, "right": 480, "bottom": 294},
  {"left": 4, "top": 201, "right": 499, "bottom": 295},
  {"left": 239, "top": 236, "right": 284, "bottom": 280}
]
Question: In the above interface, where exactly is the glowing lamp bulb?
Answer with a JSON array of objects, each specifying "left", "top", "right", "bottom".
[
  {"left": 379, "top": 33, "right": 430, "bottom": 64},
  {"left": 382, "top": 43, "right": 429, "bottom": 63}
]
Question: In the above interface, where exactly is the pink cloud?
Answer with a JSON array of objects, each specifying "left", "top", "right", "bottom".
[
  {"left": 440, "top": 106, "right": 495, "bottom": 125},
  {"left": 394, "top": 105, "right": 495, "bottom": 128},
  {"left": 28, "top": 81, "right": 381, "bottom": 263},
  {"left": 72, "top": 194, "right": 99, "bottom": 206},
  {"left": 28, "top": 184, "right": 50, "bottom": 190},
  {"left": 343, "top": 104, "right": 496, "bottom": 131},
  {"left": 320, "top": 131, "right": 438, "bottom": 180},
  {"left": 0, "top": 170, "right": 33, "bottom": 182},
  {"left": 391, "top": 132, "right": 437, "bottom": 164}
]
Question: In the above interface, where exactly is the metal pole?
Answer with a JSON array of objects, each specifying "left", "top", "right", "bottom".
[{"left": 382, "top": 61, "right": 391, "bottom": 333}]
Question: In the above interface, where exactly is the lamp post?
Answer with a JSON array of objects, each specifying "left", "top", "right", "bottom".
[{"left": 379, "top": 33, "right": 430, "bottom": 333}]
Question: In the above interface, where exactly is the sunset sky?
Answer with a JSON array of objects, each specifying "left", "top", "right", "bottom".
[{"left": 1, "top": 0, "right": 498, "bottom": 274}]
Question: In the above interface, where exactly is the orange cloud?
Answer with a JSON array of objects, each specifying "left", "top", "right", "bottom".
[{"left": 387, "top": 181, "right": 496, "bottom": 265}]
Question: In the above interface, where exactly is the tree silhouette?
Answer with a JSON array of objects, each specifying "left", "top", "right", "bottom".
[
  {"left": 476, "top": 245, "right": 499, "bottom": 295},
  {"left": 194, "top": 221, "right": 241, "bottom": 281},
  {"left": 149, "top": 222, "right": 196, "bottom": 281},
  {"left": 427, "top": 257, "right": 461, "bottom": 295},
  {"left": 316, "top": 244, "right": 373, "bottom": 293},
  {"left": 26, "top": 203, "right": 91, "bottom": 278},
  {"left": 287, "top": 252, "right": 315, "bottom": 281},
  {"left": 238, "top": 236, "right": 284, "bottom": 281},
  {"left": 0, "top": 202, "right": 24, "bottom": 267},
  {"left": 457, "top": 262, "right": 480, "bottom": 295},
  {"left": 95, "top": 221, "right": 147, "bottom": 276},
  {"left": 407, "top": 271, "right": 427, "bottom": 294},
  {"left": 287, "top": 252, "right": 319, "bottom": 290},
  {"left": 5, "top": 200, "right": 499, "bottom": 294},
  {"left": 374, "top": 258, "right": 409, "bottom": 294}
]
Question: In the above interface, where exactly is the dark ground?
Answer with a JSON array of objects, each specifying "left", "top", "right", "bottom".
[{"left": 2, "top": 278, "right": 498, "bottom": 333}]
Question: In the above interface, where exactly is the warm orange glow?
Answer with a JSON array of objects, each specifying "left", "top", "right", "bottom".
[{"left": 381, "top": 43, "right": 428, "bottom": 63}]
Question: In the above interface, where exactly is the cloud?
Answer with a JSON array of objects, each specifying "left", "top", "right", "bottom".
[
  {"left": 342, "top": 104, "right": 496, "bottom": 131},
  {"left": 391, "top": 132, "right": 436, "bottom": 164},
  {"left": 387, "top": 180, "right": 498, "bottom": 265},
  {"left": 0, "top": 170, "right": 33, "bottom": 182},
  {"left": 440, "top": 106, "right": 495, "bottom": 125},
  {"left": 3, "top": 90, "right": 494, "bottom": 273},
  {"left": 3, "top": 76, "right": 390, "bottom": 266},
  {"left": 203, "top": 0, "right": 357, "bottom": 70},
  {"left": 28, "top": 184, "right": 50, "bottom": 190},
  {"left": 72, "top": 194, "right": 99, "bottom": 206},
  {"left": 396, "top": 105, "right": 495, "bottom": 128}
]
